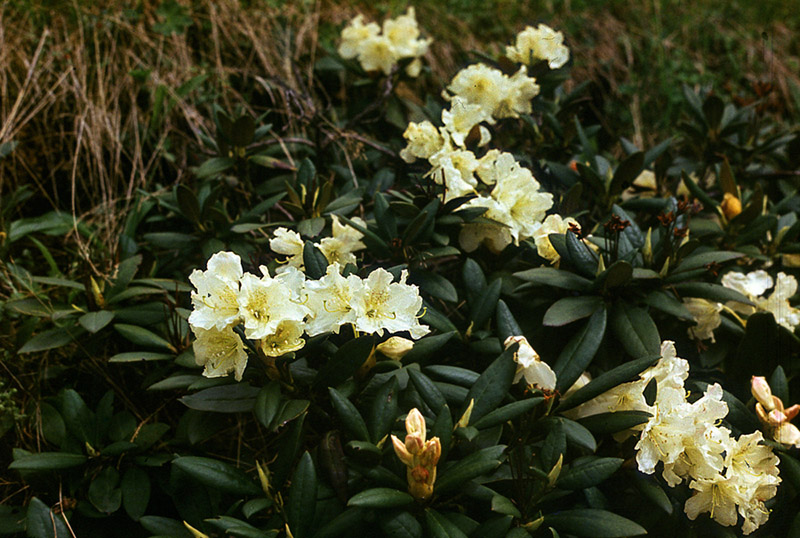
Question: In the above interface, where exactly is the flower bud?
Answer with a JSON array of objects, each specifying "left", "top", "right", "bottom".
[
  {"left": 405, "top": 408, "right": 426, "bottom": 442},
  {"left": 767, "top": 409, "right": 788, "bottom": 426},
  {"left": 405, "top": 433, "right": 424, "bottom": 455},
  {"left": 721, "top": 192, "right": 742, "bottom": 220},
  {"left": 751, "top": 376, "right": 775, "bottom": 410},
  {"left": 391, "top": 434, "right": 414, "bottom": 466},
  {"left": 774, "top": 422, "right": 800, "bottom": 448},
  {"left": 376, "top": 336, "right": 415, "bottom": 360},
  {"left": 784, "top": 404, "right": 800, "bottom": 421}
]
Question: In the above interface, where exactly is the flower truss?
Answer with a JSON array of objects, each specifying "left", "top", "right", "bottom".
[
  {"left": 567, "top": 341, "right": 781, "bottom": 535},
  {"left": 338, "top": 8, "right": 432, "bottom": 76},
  {"left": 188, "top": 251, "right": 429, "bottom": 381}
]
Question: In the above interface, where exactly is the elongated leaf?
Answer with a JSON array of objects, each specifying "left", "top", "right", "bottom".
[
  {"left": 435, "top": 446, "right": 506, "bottom": 494},
  {"left": 26, "top": 498, "right": 71, "bottom": 538},
  {"left": 9, "top": 452, "right": 86, "bottom": 471},
  {"left": 514, "top": 267, "right": 592, "bottom": 291},
  {"left": 108, "top": 351, "right": 173, "bottom": 362},
  {"left": 410, "top": 270, "right": 458, "bottom": 303},
  {"left": 421, "top": 301, "right": 459, "bottom": 334},
  {"left": 287, "top": 452, "right": 317, "bottom": 538},
  {"left": 641, "top": 290, "right": 694, "bottom": 322},
  {"left": 180, "top": 384, "right": 260, "bottom": 413},
  {"left": 544, "top": 296, "right": 603, "bottom": 327},
  {"left": 632, "top": 473, "right": 673, "bottom": 515},
  {"left": 121, "top": 467, "right": 150, "bottom": 521},
  {"left": 403, "top": 332, "right": 456, "bottom": 365},
  {"left": 495, "top": 300, "right": 522, "bottom": 341},
  {"left": 88, "top": 467, "right": 122, "bottom": 514},
  {"left": 470, "top": 279, "right": 501, "bottom": 329},
  {"left": 368, "top": 377, "right": 400, "bottom": 443},
  {"left": 329, "top": 388, "right": 370, "bottom": 442},
  {"left": 462, "top": 259, "right": 487, "bottom": 304},
  {"left": 404, "top": 371, "right": 446, "bottom": 418},
  {"left": 557, "top": 458, "right": 623, "bottom": 490},
  {"left": 380, "top": 511, "right": 422, "bottom": 538},
  {"left": 114, "top": 323, "right": 174, "bottom": 351},
  {"left": 303, "top": 241, "right": 328, "bottom": 279},
  {"left": 674, "top": 282, "right": 753, "bottom": 306},
  {"left": 253, "top": 382, "right": 282, "bottom": 429},
  {"left": 314, "top": 507, "right": 365, "bottom": 538},
  {"left": 610, "top": 302, "right": 660, "bottom": 358},
  {"left": 461, "top": 348, "right": 516, "bottom": 424},
  {"left": 565, "top": 232, "right": 597, "bottom": 277},
  {"left": 79, "top": 310, "right": 115, "bottom": 333},
  {"left": 472, "top": 397, "right": 544, "bottom": 429},
  {"left": 19, "top": 326, "right": 81, "bottom": 353},
  {"left": 347, "top": 488, "right": 413, "bottom": 508},
  {"left": 577, "top": 411, "right": 652, "bottom": 435},
  {"left": 425, "top": 509, "right": 468, "bottom": 538},
  {"left": 541, "top": 424, "right": 566, "bottom": 471},
  {"left": 544, "top": 509, "right": 646, "bottom": 537},
  {"left": 172, "top": 456, "right": 260, "bottom": 495},
  {"left": 544, "top": 417, "right": 597, "bottom": 452},
  {"left": 672, "top": 251, "right": 743, "bottom": 273},
  {"left": 314, "top": 336, "right": 375, "bottom": 388},
  {"left": 558, "top": 355, "right": 659, "bottom": 412},
  {"left": 554, "top": 308, "right": 607, "bottom": 392}
]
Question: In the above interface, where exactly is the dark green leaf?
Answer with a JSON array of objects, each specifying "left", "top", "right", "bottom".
[
  {"left": 609, "top": 152, "right": 644, "bottom": 196},
  {"left": 543, "top": 296, "right": 603, "bottom": 327},
  {"left": 180, "top": 384, "right": 260, "bottom": 413},
  {"left": 9, "top": 452, "right": 86, "bottom": 471},
  {"left": 368, "top": 377, "right": 400, "bottom": 444},
  {"left": 514, "top": 267, "right": 592, "bottom": 291},
  {"left": 461, "top": 347, "right": 516, "bottom": 424},
  {"left": 114, "top": 323, "right": 175, "bottom": 351},
  {"left": 314, "top": 336, "right": 375, "bottom": 388},
  {"left": 410, "top": 270, "right": 458, "bottom": 303},
  {"left": 425, "top": 509, "right": 468, "bottom": 538},
  {"left": 641, "top": 290, "right": 694, "bottom": 322},
  {"left": 472, "top": 398, "right": 544, "bottom": 429},
  {"left": 254, "top": 382, "right": 282, "bottom": 429},
  {"left": 26, "top": 498, "right": 70, "bottom": 538},
  {"left": 557, "top": 458, "right": 623, "bottom": 490},
  {"left": 610, "top": 302, "right": 660, "bottom": 358},
  {"left": 121, "top": 467, "right": 150, "bottom": 521},
  {"left": 558, "top": 355, "right": 659, "bottom": 412},
  {"left": 470, "top": 279, "right": 501, "bottom": 329},
  {"left": 495, "top": 300, "right": 522, "bottom": 341},
  {"left": 541, "top": 424, "right": 566, "bottom": 470},
  {"left": 347, "top": 488, "right": 413, "bottom": 508},
  {"left": 435, "top": 446, "right": 505, "bottom": 494},
  {"left": 314, "top": 507, "right": 365, "bottom": 538},
  {"left": 544, "top": 509, "right": 646, "bottom": 537},
  {"left": 329, "top": 387, "right": 370, "bottom": 442},
  {"left": 19, "top": 326, "right": 80, "bottom": 353},
  {"left": 408, "top": 369, "right": 448, "bottom": 415},
  {"left": 554, "top": 308, "right": 607, "bottom": 392},
  {"left": 564, "top": 232, "right": 598, "bottom": 277},
  {"left": 380, "top": 510, "right": 422, "bottom": 538},
  {"left": 287, "top": 452, "right": 317, "bottom": 538},
  {"left": 172, "top": 456, "right": 260, "bottom": 495},
  {"left": 303, "top": 241, "right": 329, "bottom": 279},
  {"left": 674, "top": 282, "right": 753, "bottom": 306},
  {"left": 577, "top": 411, "right": 652, "bottom": 435},
  {"left": 88, "top": 467, "right": 122, "bottom": 514}
]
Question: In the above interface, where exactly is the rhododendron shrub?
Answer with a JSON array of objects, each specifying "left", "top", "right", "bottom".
[{"left": 6, "top": 7, "right": 800, "bottom": 538}]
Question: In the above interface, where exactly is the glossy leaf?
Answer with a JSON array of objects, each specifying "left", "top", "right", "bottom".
[{"left": 553, "top": 307, "right": 607, "bottom": 392}]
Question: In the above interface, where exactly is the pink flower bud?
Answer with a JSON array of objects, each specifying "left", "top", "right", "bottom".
[
  {"left": 751, "top": 376, "right": 775, "bottom": 410},
  {"left": 784, "top": 404, "right": 800, "bottom": 421}
]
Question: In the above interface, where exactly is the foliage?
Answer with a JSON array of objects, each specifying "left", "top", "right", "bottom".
[{"left": 2, "top": 2, "right": 800, "bottom": 538}]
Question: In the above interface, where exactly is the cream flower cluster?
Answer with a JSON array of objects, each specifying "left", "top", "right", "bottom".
[
  {"left": 683, "top": 270, "right": 800, "bottom": 342},
  {"left": 397, "top": 28, "right": 580, "bottom": 254},
  {"left": 568, "top": 341, "right": 780, "bottom": 534},
  {"left": 270, "top": 215, "right": 366, "bottom": 273},
  {"left": 338, "top": 8, "right": 431, "bottom": 76},
  {"left": 505, "top": 24, "right": 570, "bottom": 69},
  {"left": 722, "top": 270, "right": 800, "bottom": 331},
  {"left": 188, "top": 252, "right": 429, "bottom": 381}
]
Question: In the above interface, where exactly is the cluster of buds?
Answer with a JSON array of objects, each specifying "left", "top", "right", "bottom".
[
  {"left": 391, "top": 409, "right": 442, "bottom": 500},
  {"left": 752, "top": 376, "right": 800, "bottom": 448}
]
